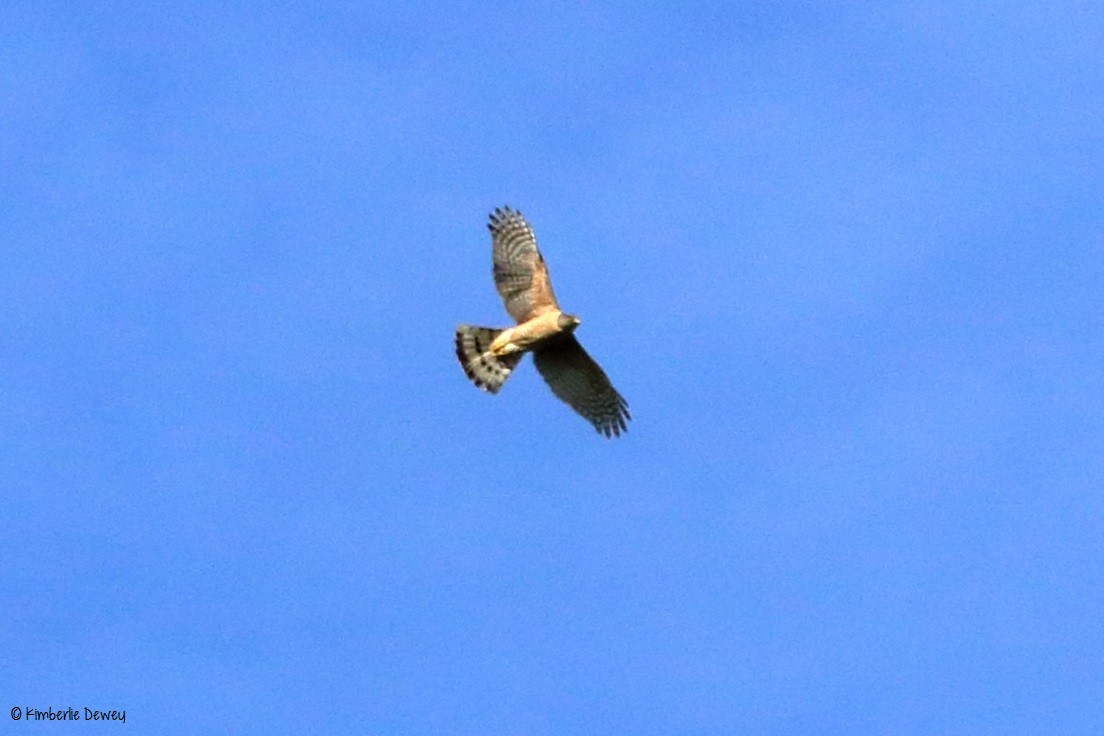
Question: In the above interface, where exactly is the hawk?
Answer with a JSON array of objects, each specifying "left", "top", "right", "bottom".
[{"left": 455, "top": 206, "right": 631, "bottom": 438}]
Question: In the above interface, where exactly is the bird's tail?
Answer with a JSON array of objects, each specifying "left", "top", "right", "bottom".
[{"left": 455, "top": 325, "right": 523, "bottom": 393}]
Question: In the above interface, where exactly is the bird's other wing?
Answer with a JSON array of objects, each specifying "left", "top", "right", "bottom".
[{"left": 532, "top": 335, "right": 630, "bottom": 438}]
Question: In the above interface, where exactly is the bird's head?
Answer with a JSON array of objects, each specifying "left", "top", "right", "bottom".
[{"left": 558, "top": 313, "right": 582, "bottom": 332}]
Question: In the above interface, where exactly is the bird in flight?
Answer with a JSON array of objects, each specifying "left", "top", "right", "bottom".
[{"left": 455, "top": 206, "right": 631, "bottom": 438}]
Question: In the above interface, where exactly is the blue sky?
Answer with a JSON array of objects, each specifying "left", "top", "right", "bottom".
[{"left": 3, "top": 2, "right": 1103, "bottom": 733}]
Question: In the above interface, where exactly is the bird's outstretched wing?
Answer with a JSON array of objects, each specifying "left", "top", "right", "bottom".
[
  {"left": 489, "top": 206, "right": 559, "bottom": 323},
  {"left": 532, "top": 335, "right": 630, "bottom": 438}
]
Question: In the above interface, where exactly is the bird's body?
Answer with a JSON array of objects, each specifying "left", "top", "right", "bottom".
[
  {"left": 489, "top": 311, "right": 575, "bottom": 355},
  {"left": 455, "top": 206, "right": 630, "bottom": 437}
]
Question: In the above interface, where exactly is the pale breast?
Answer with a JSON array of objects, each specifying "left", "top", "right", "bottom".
[{"left": 508, "top": 311, "right": 565, "bottom": 351}]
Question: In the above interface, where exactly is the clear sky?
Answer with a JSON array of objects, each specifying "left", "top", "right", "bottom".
[{"left": 3, "top": 2, "right": 1103, "bottom": 734}]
